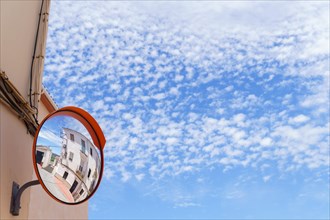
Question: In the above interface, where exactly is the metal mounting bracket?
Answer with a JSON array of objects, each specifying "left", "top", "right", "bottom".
[{"left": 10, "top": 180, "right": 40, "bottom": 216}]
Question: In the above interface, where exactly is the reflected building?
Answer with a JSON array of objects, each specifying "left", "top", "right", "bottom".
[
  {"left": 36, "top": 145, "right": 52, "bottom": 168},
  {"left": 53, "top": 128, "right": 101, "bottom": 202},
  {"left": 36, "top": 145, "right": 59, "bottom": 173}
]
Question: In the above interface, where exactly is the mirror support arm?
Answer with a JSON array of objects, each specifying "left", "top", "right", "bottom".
[{"left": 10, "top": 180, "right": 40, "bottom": 216}]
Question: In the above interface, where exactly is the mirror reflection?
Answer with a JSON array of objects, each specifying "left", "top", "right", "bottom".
[{"left": 35, "top": 115, "right": 101, "bottom": 203}]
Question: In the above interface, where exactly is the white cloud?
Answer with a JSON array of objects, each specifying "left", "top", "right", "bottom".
[
  {"left": 263, "top": 175, "right": 272, "bottom": 183},
  {"left": 153, "top": 93, "right": 166, "bottom": 100},
  {"left": 43, "top": 1, "right": 329, "bottom": 187},
  {"left": 121, "top": 171, "right": 132, "bottom": 182},
  {"left": 175, "top": 202, "right": 201, "bottom": 208},
  {"left": 226, "top": 190, "right": 245, "bottom": 200},
  {"left": 135, "top": 173, "right": 145, "bottom": 182},
  {"left": 289, "top": 114, "right": 310, "bottom": 124},
  {"left": 260, "top": 137, "right": 272, "bottom": 147},
  {"left": 38, "top": 129, "right": 62, "bottom": 147}
]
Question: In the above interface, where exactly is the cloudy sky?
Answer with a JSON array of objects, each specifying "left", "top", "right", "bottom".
[{"left": 43, "top": 1, "right": 329, "bottom": 219}]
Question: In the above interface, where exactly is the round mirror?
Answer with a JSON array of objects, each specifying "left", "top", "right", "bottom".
[{"left": 32, "top": 107, "right": 105, "bottom": 205}]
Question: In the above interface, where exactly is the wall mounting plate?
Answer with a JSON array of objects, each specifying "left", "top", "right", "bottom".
[{"left": 10, "top": 182, "right": 20, "bottom": 216}]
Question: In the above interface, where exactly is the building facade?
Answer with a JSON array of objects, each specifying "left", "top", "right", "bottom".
[
  {"left": 53, "top": 128, "right": 101, "bottom": 202},
  {"left": 36, "top": 145, "right": 53, "bottom": 168},
  {"left": 0, "top": 1, "right": 88, "bottom": 219}
]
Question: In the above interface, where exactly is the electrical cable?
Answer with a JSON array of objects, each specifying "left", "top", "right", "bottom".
[
  {"left": 1, "top": 77, "right": 35, "bottom": 122},
  {"left": 1, "top": 0, "right": 51, "bottom": 136},
  {"left": 29, "top": 0, "right": 45, "bottom": 124},
  {"left": 1, "top": 72, "right": 38, "bottom": 135}
]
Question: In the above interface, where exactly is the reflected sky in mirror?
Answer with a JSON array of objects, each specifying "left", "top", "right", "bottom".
[{"left": 36, "top": 115, "right": 101, "bottom": 203}]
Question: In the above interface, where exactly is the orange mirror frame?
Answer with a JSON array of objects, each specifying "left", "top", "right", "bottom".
[{"left": 32, "top": 106, "right": 106, "bottom": 205}]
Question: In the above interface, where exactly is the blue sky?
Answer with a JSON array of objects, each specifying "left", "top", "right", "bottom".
[
  {"left": 37, "top": 116, "right": 92, "bottom": 155},
  {"left": 43, "top": 1, "right": 329, "bottom": 219},
  {"left": 37, "top": 116, "right": 66, "bottom": 155}
]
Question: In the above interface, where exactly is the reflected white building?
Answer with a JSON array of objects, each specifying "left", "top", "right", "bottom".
[
  {"left": 53, "top": 128, "right": 101, "bottom": 202},
  {"left": 36, "top": 145, "right": 52, "bottom": 168}
]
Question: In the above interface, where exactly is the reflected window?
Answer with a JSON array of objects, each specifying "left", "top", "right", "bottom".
[
  {"left": 69, "top": 152, "right": 74, "bottom": 161},
  {"left": 79, "top": 165, "right": 83, "bottom": 172},
  {"left": 79, "top": 189, "right": 84, "bottom": 195},
  {"left": 88, "top": 168, "right": 91, "bottom": 178},
  {"left": 63, "top": 171, "right": 68, "bottom": 179},
  {"left": 70, "top": 133, "right": 74, "bottom": 141},
  {"left": 90, "top": 148, "right": 93, "bottom": 156},
  {"left": 81, "top": 139, "right": 86, "bottom": 153},
  {"left": 70, "top": 180, "right": 78, "bottom": 193},
  {"left": 89, "top": 180, "right": 96, "bottom": 192}
]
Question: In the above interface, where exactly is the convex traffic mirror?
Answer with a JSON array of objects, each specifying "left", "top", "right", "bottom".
[{"left": 33, "top": 106, "right": 106, "bottom": 205}]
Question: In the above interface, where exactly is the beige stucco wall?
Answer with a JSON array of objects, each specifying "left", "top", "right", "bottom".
[
  {"left": 0, "top": 1, "right": 87, "bottom": 219},
  {"left": 0, "top": 106, "right": 35, "bottom": 219}
]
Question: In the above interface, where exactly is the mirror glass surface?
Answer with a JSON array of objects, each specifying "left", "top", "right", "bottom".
[{"left": 35, "top": 115, "right": 102, "bottom": 203}]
